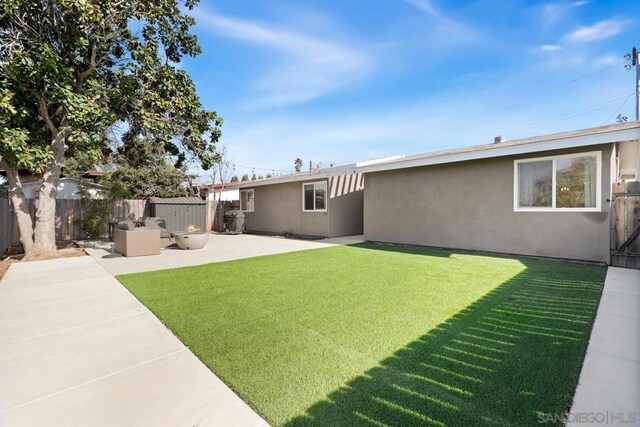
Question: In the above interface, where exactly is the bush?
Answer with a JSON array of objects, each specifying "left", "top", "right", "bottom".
[{"left": 77, "top": 178, "right": 130, "bottom": 239}]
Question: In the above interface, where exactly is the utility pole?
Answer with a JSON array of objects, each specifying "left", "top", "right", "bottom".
[
  {"left": 635, "top": 47, "right": 640, "bottom": 121},
  {"left": 625, "top": 47, "right": 640, "bottom": 121}
]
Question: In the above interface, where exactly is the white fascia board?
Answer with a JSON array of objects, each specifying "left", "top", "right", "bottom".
[
  {"left": 356, "top": 127, "right": 640, "bottom": 174},
  {"left": 236, "top": 166, "right": 358, "bottom": 189},
  {"left": 356, "top": 155, "right": 405, "bottom": 167}
]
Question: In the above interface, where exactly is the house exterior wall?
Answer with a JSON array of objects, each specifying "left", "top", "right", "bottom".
[
  {"left": 242, "top": 174, "right": 364, "bottom": 238},
  {"left": 207, "top": 188, "right": 239, "bottom": 202},
  {"left": 220, "top": 188, "right": 240, "bottom": 201},
  {"left": 363, "top": 144, "right": 614, "bottom": 263},
  {"left": 21, "top": 179, "right": 99, "bottom": 199},
  {"left": 328, "top": 185, "right": 364, "bottom": 237},
  {"left": 243, "top": 180, "right": 329, "bottom": 237}
]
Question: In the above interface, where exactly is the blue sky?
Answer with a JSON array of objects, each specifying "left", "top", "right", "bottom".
[{"left": 182, "top": 0, "right": 639, "bottom": 178}]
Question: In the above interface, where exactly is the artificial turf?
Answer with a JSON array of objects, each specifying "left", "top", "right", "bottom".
[{"left": 117, "top": 243, "right": 606, "bottom": 426}]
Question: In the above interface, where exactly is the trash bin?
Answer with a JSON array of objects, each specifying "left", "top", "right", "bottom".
[{"left": 223, "top": 209, "right": 245, "bottom": 234}]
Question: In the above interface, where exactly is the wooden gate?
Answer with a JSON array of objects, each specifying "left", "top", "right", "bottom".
[{"left": 611, "top": 182, "right": 640, "bottom": 268}]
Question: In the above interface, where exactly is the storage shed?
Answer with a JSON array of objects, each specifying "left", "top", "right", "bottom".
[{"left": 149, "top": 197, "right": 207, "bottom": 234}]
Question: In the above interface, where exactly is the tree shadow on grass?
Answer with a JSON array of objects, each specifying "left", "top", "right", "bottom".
[
  {"left": 285, "top": 255, "right": 606, "bottom": 426},
  {"left": 347, "top": 242, "right": 456, "bottom": 258}
]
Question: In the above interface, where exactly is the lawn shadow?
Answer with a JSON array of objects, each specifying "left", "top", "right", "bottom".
[
  {"left": 346, "top": 242, "right": 455, "bottom": 258},
  {"left": 285, "top": 256, "right": 605, "bottom": 426}
]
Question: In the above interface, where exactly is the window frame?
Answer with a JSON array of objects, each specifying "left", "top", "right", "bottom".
[
  {"left": 513, "top": 151, "right": 602, "bottom": 213},
  {"left": 302, "top": 180, "right": 328, "bottom": 213},
  {"left": 240, "top": 188, "right": 255, "bottom": 212}
]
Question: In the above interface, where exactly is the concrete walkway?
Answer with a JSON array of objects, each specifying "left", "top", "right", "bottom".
[
  {"left": 85, "top": 233, "right": 364, "bottom": 276},
  {"left": 569, "top": 267, "right": 640, "bottom": 426},
  {"left": 0, "top": 256, "right": 267, "bottom": 427}
]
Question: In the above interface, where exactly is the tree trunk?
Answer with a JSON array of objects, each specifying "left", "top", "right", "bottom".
[
  {"left": 209, "top": 189, "right": 222, "bottom": 231},
  {"left": 0, "top": 160, "right": 34, "bottom": 254},
  {"left": 26, "top": 130, "right": 66, "bottom": 260}
]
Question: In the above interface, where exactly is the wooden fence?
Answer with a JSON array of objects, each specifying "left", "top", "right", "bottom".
[
  {"left": 611, "top": 182, "right": 640, "bottom": 268},
  {"left": 1, "top": 198, "right": 86, "bottom": 255},
  {"left": 1, "top": 198, "right": 225, "bottom": 255},
  {"left": 113, "top": 199, "right": 149, "bottom": 221},
  {"left": 211, "top": 200, "right": 234, "bottom": 232}
]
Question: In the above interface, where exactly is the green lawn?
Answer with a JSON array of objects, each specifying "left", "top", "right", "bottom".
[{"left": 118, "top": 244, "right": 606, "bottom": 426}]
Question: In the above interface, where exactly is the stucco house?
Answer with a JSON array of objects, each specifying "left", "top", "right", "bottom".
[
  {"left": 205, "top": 182, "right": 241, "bottom": 202},
  {"left": 1, "top": 167, "right": 105, "bottom": 200},
  {"left": 236, "top": 164, "right": 364, "bottom": 238},
  {"left": 0, "top": 177, "right": 102, "bottom": 200},
  {"left": 356, "top": 122, "right": 640, "bottom": 264}
]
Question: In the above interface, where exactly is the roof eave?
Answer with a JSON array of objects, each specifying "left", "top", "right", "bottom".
[
  {"left": 357, "top": 125, "right": 640, "bottom": 174},
  {"left": 236, "top": 166, "right": 358, "bottom": 188}
]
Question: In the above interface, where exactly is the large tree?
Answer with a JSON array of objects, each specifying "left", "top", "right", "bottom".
[
  {"left": 110, "top": 137, "right": 185, "bottom": 199},
  {"left": 0, "top": 0, "right": 221, "bottom": 259}
]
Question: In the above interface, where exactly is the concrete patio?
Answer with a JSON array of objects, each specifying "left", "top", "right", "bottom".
[
  {"left": 84, "top": 233, "right": 364, "bottom": 276},
  {"left": 0, "top": 256, "right": 267, "bottom": 427},
  {"left": 5, "top": 234, "right": 633, "bottom": 426},
  {"left": 569, "top": 267, "right": 640, "bottom": 426},
  {"left": 0, "top": 234, "right": 364, "bottom": 426}
]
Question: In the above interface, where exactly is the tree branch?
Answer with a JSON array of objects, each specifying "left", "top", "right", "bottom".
[
  {"left": 37, "top": 96, "right": 58, "bottom": 135},
  {"left": 77, "top": 45, "right": 97, "bottom": 86},
  {"left": 0, "top": 157, "right": 22, "bottom": 191}
]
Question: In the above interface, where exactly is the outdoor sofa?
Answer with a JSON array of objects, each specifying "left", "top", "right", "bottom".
[{"left": 113, "top": 221, "right": 161, "bottom": 257}]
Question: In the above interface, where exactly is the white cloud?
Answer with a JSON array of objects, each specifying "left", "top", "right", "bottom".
[
  {"left": 564, "top": 19, "right": 627, "bottom": 43},
  {"left": 405, "top": 0, "right": 447, "bottom": 20},
  {"left": 217, "top": 76, "right": 632, "bottom": 174},
  {"left": 404, "top": 0, "right": 478, "bottom": 42},
  {"left": 539, "top": 44, "right": 562, "bottom": 52},
  {"left": 541, "top": 1, "right": 587, "bottom": 27},
  {"left": 593, "top": 54, "right": 620, "bottom": 67},
  {"left": 571, "top": 1, "right": 589, "bottom": 7},
  {"left": 192, "top": 9, "right": 372, "bottom": 107}
]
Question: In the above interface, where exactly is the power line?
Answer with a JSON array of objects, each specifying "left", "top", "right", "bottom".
[
  {"left": 325, "top": 91, "right": 637, "bottom": 168},
  {"left": 602, "top": 92, "right": 634, "bottom": 125},
  {"left": 228, "top": 55, "right": 634, "bottom": 175},
  {"left": 570, "top": 62, "right": 624, "bottom": 83},
  {"left": 458, "top": 91, "right": 635, "bottom": 145},
  {"left": 496, "top": 92, "right": 634, "bottom": 134},
  {"left": 231, "top": 164, "right": 293, "bottom": 174},
  {"left": 461, "top": 92, "right": 631, "bottom": 141}
]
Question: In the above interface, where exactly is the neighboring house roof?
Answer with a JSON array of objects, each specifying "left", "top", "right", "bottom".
[
  {"left": 0, "top": 166, "right": 106, "bottom": 182},
  {"left": 356, "top": 122, "right": 640, "bottom": 174},
  {"left": 149, "top": 197, "right": 206, "bottom": 205},
  {"left": 81, "top": 167, "right": 107, "bottom": 180},
  {"left": 1, "top": 177, "right": 104, "bottom": 199},
  {"left": 237, "top": 163, "right": 360, "bottom": 188},
  {"left": 210, "top": 182, "right": 243, "bottom": 189},
  {"left": 14, "top": 175, "right": 43, "bottom": 184},
  {"left": 14, "top": 177, "right": 103, "bottom": 188},
  {"left": 0, "top": 170, "right": 41, "bottom": 181}
]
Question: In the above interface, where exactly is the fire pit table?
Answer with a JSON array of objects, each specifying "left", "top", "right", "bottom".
[{"left": 172, "top": 232, "right": 209, "bottom": 250}]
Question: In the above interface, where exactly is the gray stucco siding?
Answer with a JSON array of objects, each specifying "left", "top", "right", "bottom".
[
  {"left": 243, "top": 180, "right": 329, "bottom": 237},
  {"left": 242, "top": 176, "right": 364, "bottom": 238},
  {"left": 328, "top": 189, "right": 364, "bottom": 237},
  {"left": 363, "top": 144, "right": 613, "bottom": 262}
]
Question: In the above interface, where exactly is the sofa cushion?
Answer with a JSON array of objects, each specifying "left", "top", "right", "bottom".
[{"left": 118, "top": 220, "right": 135, "bottom": 230}]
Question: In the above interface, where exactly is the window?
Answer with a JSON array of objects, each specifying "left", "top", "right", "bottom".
[
  {"left": 514, "top": 151, "right": 601, "bottom": 212},
  {"left": 303, "top": 181, "right": 327, "bottom": 212},
  {"left": 240, "top": 189, "right": 254, "bottom": 212}
]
